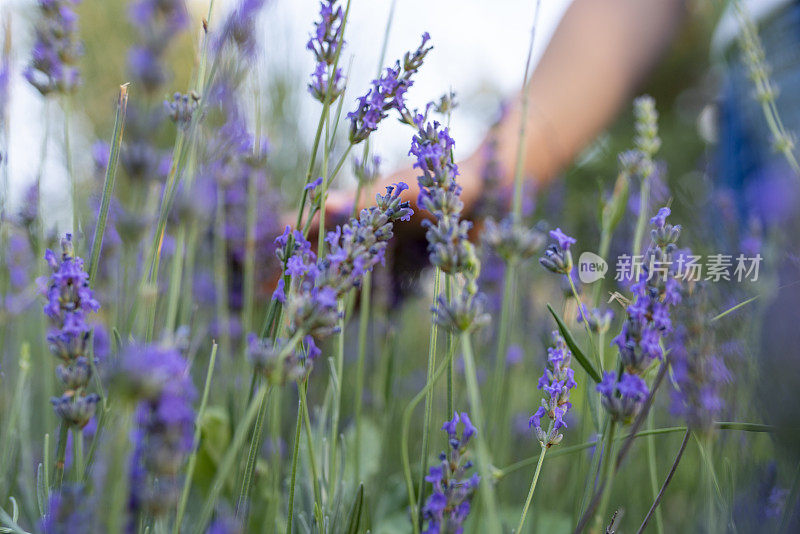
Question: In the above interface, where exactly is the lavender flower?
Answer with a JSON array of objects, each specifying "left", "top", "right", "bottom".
[
  {"left": 44, "top": 234, "right": 101, "bottom": 428},
  {"left": 353, "top": 154, "right": 381, "bottom": 186},
  {"left": 282, "top": 183, "right": 413, "bottom": 339},
  {"left": 612, "top": 206, "right": 682, "bottom": 373},
  {"left": 110, "top": 343, "right": 197, "bottom": 518},
  {"left": 25, "top": 0, "right": 83, "bottom": 96},
  {"left": 596, "top": 371, "right": 648, "bottom": 424},
  {"left": 422, "top": 413, "right": 480, "bottom": 534},
  {"left": 539, "top": 228, "right": 576, "bottom": 275},
  {"left": 307, "top": 0, "right": 345, "bottom": 102},
  {"left": 529, "top": 331, "right": 577, "bottom": 447},
  {"left": 348, "top": 33, "right": 432, "bottom": 143}
]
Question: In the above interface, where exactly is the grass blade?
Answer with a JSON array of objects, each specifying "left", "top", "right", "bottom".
[{"left": 547, "top": 303, "right": 601, "bottom": 383}]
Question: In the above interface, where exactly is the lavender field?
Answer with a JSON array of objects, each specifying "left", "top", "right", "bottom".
[{"left": 1, "top": 0, "right": 799, "bottom": 533}]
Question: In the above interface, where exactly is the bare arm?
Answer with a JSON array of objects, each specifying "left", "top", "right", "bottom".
[{"left": 328, "top": 0, "right": 686, "bottom": 224}]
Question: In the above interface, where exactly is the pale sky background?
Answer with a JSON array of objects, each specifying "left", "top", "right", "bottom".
[{"left": 1, "top": 0, "right": 573, "bottom": 230}]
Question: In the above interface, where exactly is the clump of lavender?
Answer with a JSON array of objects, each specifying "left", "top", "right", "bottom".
[
  {"left": 307, "top": 0, "right": 345, "bottom": 103},
  {"left": 281, "top": 183, "right": 413, "bottom": 332},
  {"left": 348, "top": 33, "right": 432, "bottom": 144},
  {"left": 596, "top": 371, "right": 649, "bottom": 424},
  {"left": 422, "top": 413, "right": 480, "bottom": 534},
  {"left": 110, "top": 343, "right": 196, "bottom": 519},
  {"left": 612, "top": 207, "right": 682, "bottom": 374},
  {"left": 409, "top": 116, "right": 487, "bottom": 331},
  {"left": 24, "top": 0, "right": 83, "bottom": 95},
  {"left": 44, "top": 234, "right": 100, "bottom": 428},
  {"left": 529, "top": 331, "right": 577, "bottom": 447},
  {"left": 352, "top": 154, "right": 381, "bottom": 187},
  {"left": 539, "top": 228, "right": 576, "bottom": 276},
  {"left": 263, "top": 182, "right": 413, "bottom": 373}
]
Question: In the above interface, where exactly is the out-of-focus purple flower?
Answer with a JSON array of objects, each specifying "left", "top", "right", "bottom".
[
  {"left": 529, "top": 331, "right": 577, "bottom": 447},
  {"left": 422, "top": 412, "right": 480, "bottom": 534},
  {"left": 40, "top": 485, "right": 96, "bottom": 533},
  {"left": 110, "top": 343, "right": 196, "bottom": 518},
  {"left": 165, "top": 91, "right": 200, "bottom": 129},
  {"left": 577, "top": 305, "right": 614, "bottom": 334},
  {"left": 127, "top": 0, "right": 188, "bottom": 93},
  {"left": 348, "top": 33, "right": 432, "bottom": 143},
  {"left": 596, "top": 371, "right": 648, "bottom": 423},
  {"left": 213, "top": 0, "right": 267, "bottom": 60},
  {"left": 352, "top": 155, "right": 381, "bottom": 186},
  {"left": 25, "top": 0, "right": 83, "bottom": 96}
]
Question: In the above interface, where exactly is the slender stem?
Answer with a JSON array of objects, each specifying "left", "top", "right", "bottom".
[
  {"left": 51, "top": 423, "right": 68, "bottom": 491},
  {"left": 196, "top": 385, "right": 272, "bottom": 533},
  {"left": 285, "top": 392, "right": 304, "bottom": 534},
  {"left": 498, "top": 421, "right": 771, "bottom": 479},
  {"left": 327, "top": 300, "right": 347, "bottom": 505},
  {"left": 516, "top": 444, "right": 547, "bottom": 533},
  {"left": 461, "top": 333, "right": 500, "bottom": 532},
  {"left": 637, "top": 429, "right": 691, "bottom": 534},
  {"left": 63, "top": 95, "right": 77, "bottom": 236},
  {"left": 445, "top": 276, "right": 455, "bottom": 420},
  {"left": 88, "top": 85, "right": 128, "bottom": 284},
  {"left": 298, "top": 381, "right": 323, "bottom": 519},
  {"left": 416, "top": 270, "right": 442, "bottom": 527},
  {"left": 645, "top": 411, "right": 664, "bottom": 534},
  {"left": 175, "top": 343, "right": 217, "bottom": 534},
  {"left": 73, "top": 430, "right": 83, "bottom": 483},
  {"left": 593, "top": 421, "right": 618, "bottom": 532},
  {"left": 632, "top": 173, "right": 651, "bottom": 259},
  {"left": 354, "top": 272, "right": 371, "bottom": 483},
  {"left": 567, "top": 275, "right": 601, "bottom": 371},
  {"left": 511, "top": 0, "right": 543, "bottom": 221},
  {"left": 492, "top": 260, "right": 516, "bottom": 420}
]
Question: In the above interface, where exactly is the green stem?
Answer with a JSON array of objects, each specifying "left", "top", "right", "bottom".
[
  {"left": 196, "top": 385, "right": 272, "bottom": 533},
  {"left": 327, "top": 300, "right": 347, "bottom": 505},
  {"left": 511, "top": 0, "right": 543, "bottom": 221},
  {"left": 73, "top": 430, "right": 83, "bottom": 483},
  {"left": 175, "top": 343, "right": 217, "bottom": 534},
  {"left": 516, "top": 444, "right": 547, "bottom": 534},
  {"left": 416, "top": 269, "right": 442, "bottom": 527},
  {"left": 52, "top": 423, "right": 68, "bottom": 492},
  {"left": 354, "top": 273, "right": 371, "bottom": 483},
  {"left": 593, "top": 421, "right": 618, "bottom": 532},
  {"left": 298, "top": 381, "right": 323, "bottom": 522},
  {"left": 567, "top": 275, "right": 601, "bottom": 372},
  {"left": 461, "top": 333, "right": 500, "bottom": 532},
  {"left": 645, "top": 411, "right": 664, "bottom": 534},
  {"left": 286, "top": 393, "right": 304, "bottom": 534},
  {"left": 88, "top": 85, "right": 128, "bottom": 284},
  {"left": 632, "top": 173, "right": 651, "bottom": 259}
]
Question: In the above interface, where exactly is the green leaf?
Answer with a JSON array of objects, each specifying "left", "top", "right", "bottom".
[
  {"left": 547, "top": 303, "right": 602, "bottom": 383},
  {"left": 344, "top": 484, "right": 365, "bottom": 534},
  {"left": 36, "top": 463, "right": 46, "bottom": 518}
]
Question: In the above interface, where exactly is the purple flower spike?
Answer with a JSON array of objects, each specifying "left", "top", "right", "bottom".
[
  {"left": 423, "top": 413, "right": 480, "bottom": 533},
  {"left": 530, "top": 331, "right": 576, "bottom": 447}
]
